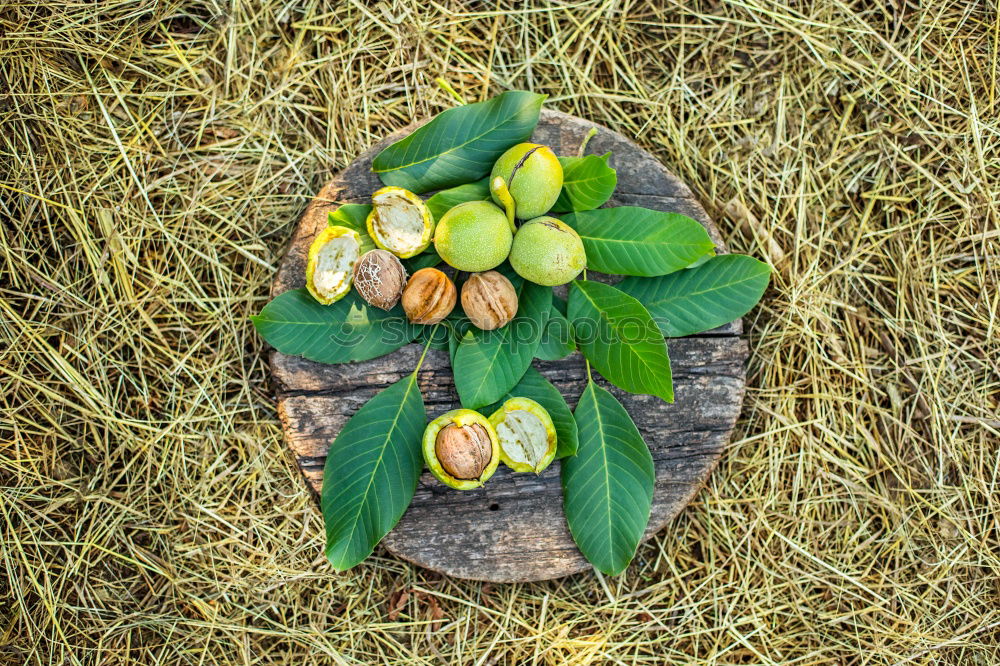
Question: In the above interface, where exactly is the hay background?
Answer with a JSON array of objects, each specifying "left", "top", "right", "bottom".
[{"left": 2, "top": 1, "right": 998, "bottom": 663}]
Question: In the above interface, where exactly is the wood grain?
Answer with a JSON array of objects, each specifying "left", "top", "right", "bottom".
[{"left": 268, "top": 109, "right": 748, "bottom": 582}]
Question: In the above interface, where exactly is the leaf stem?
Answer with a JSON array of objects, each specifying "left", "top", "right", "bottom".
[
  {"left": 575, "top": 274, "right": 594, "bottom": 383},
  {"left": 577, "top": 127, "right": 598, "bottom": 156},
  {"left": 414, "top": 323, "right": 440, "bottom": 374},
  {"left": 491, "top": 177, "right": 518, "bottom": 233}
]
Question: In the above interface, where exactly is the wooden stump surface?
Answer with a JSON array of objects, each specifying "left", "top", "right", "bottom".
[{"left": 269, "top": 110, "right": 748, "bottom": 582}]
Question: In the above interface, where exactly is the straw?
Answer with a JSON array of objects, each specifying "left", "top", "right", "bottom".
[{"left": 1, "top": 1, "right": 997, "bottom": 662}]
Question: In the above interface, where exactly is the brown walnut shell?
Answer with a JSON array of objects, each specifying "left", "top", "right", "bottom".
[
  {"left": 435, "top": 423, "right": 493, "bottom": 480},
  {"left": 461, "top": 271, "right": 518, "bottom": 330},
  {"left": 401, "top": 267, "right": 456, "bottom": 325},
  {"left": 352, "top": 249, "right": 406, "bottom": 310}
]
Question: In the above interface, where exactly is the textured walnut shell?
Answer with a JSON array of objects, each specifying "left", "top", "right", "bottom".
[
  {"left": 402, "top": 267, "right": 456, "bottom": 325},
  {"left": 435, "top": 423, "right": 493, "bottom": 480},
  {"left": 352, "top": 249, "right": 406, "bottom": 310},
  {"left": 461, "top": 271, "right": 518, "bottom": 330},
  {"left": 421, "top": 409, "right": 501, "bottom": 490}
]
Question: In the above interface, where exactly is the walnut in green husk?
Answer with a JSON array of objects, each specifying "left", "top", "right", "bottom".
[
  {"left": 490, "top": 143, "right": 563, "bottom": 220},
  {"left": 422, "top": 409, "right": 501, "bottom": 490},
  {"left": 509, "top": 216, "right": 586, "bottom": 286},
  {"left": 434, "top": 201, "right": 512, "bottom": 272}
]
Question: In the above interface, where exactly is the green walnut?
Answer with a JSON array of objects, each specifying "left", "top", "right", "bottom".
[
  {"left": 434, "top": 201, "right": 512, "bottom": 272},
  {"left": 305, "top": 225, "right": 362, "bottom": 304},
  {"left": 509, "top": 216, "right": 586, "bottom": 286},
  {"left": 489, "top": 397, "right": 557, "bottom": 474},
  {"left": 422, "top": 409, "right": 501, "bottom": 490},
  {"left": 490, "top": 143, "right": 563, "bottom": 220}
]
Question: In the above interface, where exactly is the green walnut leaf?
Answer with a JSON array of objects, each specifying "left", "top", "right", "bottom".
[
  {"left": 479, "top": 366, "right": 579, "bottom": 459},
  {"left": 551, "top": 153, "right": 617, "bottom": 212},
  {"left": 372, "top": 91, "right": 546, "bottom": 193},
  {"left": 251, "top": 289, "right": 420, "bottom": 364},
  {"left": 425, "top": 178, "right": 491, "bottom": 222},
  {"left": 568, "top": 280, "right": 673, "bottom": 402},
  {"left": 448, "top": 329, "right": 460, "bottom": 368},
  {"left": 561, "top": 207, "right": 715, "bottom": 277},
  {"left": 416, "top": 308, "right": 469, "bottom": 350},
  {"left": 328, "top": 203, "right": 371, "bottom": 230},
  {"left": 328, "top": 206, "right": 376, "bottom": 254},
  {"left": 618, "top": 254, "right": 771, "bottom": 337},
  {"left": 536, "top": 297, "right": 575, "bottom": 361},
  {"left": 403, "top": 248, "right": 442, "bottom": 272},
  {"left": 685, "top": 249, "right": 715, "bottom": 269},
  {"left": 414, "top": 322, "right": 450, "bottom": 350},
  {"left": 562, "top": 381, "right": 654, "bottom": 575},
  {"left": 452, "top": 278, "right": 551, "bottom": 409},
  {"left": 322, "top": 372, "right": 426, "bottom": 571}
]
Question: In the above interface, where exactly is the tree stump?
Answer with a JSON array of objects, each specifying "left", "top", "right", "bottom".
[{"left": 269, "top": 110, "right": 747, "bottom": 582}]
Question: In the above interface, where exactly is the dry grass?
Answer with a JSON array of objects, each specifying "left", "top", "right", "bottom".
[{"left": 2, "top": 0, "right": 998, "bottom": 663}]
